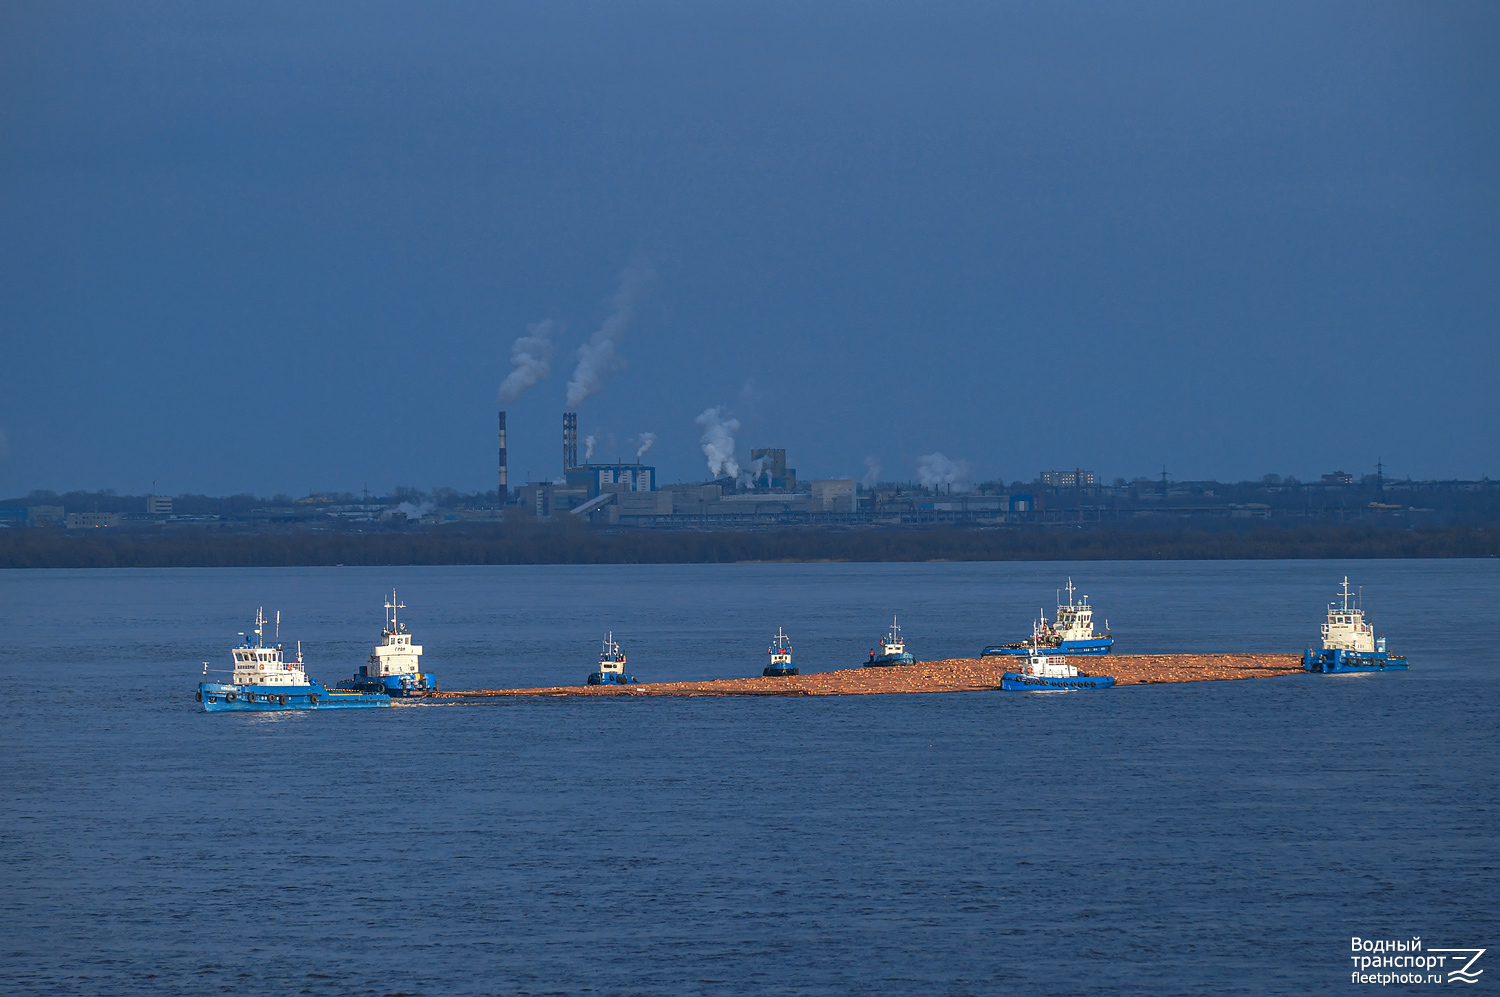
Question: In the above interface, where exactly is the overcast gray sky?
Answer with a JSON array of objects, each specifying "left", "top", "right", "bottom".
[{"left": 2, "top": 1, "right": 1496, "bottom": 496}]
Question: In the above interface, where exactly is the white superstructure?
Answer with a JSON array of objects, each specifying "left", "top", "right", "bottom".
[
  {"left": 367, "top": 591, "right": 424, "bottom": 679},
  {"left": 881, "top": 616, "right": 906, "bottom": 658},
  {"left": 230, "top": 608, "right": 310, "bottom": 687},
  {"left": 1016, "top": 648, "right": 1080, "bottom": 680},
  {"left": 1321, "top": 577, "right": 1377, "bottom": 653},
  {"left": 768, "top": 627, "right": 793, "bottom": 668},
  {"left": 1047, "top": 578, "right": 1100, "bottom": 643},
  {"left": 598, "top": 632, "right": 627, "bottom": 678}
]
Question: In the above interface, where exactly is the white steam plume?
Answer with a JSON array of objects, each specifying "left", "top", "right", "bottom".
[
  {"left": 583, "top": 435, "right": 596, "bottom": 461},
  {"left": 397, "top": 500, "right": 435, "bottom": 520},
  {"left": 565, "top": 257, "right": 655, "bottom": 408},
  {"left": 497, "top": 320, "right": 555, "bottom": 403},
  {"left": 696, "top": 406, "right": 740, "bottom": 480},
  {"left": 917, "top": 452, "right": 973, "bottom": 490},
  {"left": 862, "top": 456, "right": 882, "bottom": 488},
  {"left": 636, "top": 432, "right": 656, "bottom": 460}
]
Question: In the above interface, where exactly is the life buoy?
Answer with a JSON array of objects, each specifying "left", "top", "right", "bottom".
[{"left": 226, "top": 693, "right": 237, "bottom": 702}]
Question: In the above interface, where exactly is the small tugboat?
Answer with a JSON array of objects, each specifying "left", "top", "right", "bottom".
[
  {"left": 865, "top": 615, "right": 915, "bottom": 667},
  {"left": 197, "top": 609, "right": 390, "bottom": 711},
  {"left": 1302, "top": 577, "right": 1408, "bottom": 673},
  {"left": 981, "top": 578, "right": 1113, "bottom": 657},
  {"left": 335, "top": 591, "right": 437, "bottom": 696},
  {"left": 587, "top": 631, "right": 638, "bottom": 685},
  {"left": 1000, "top": 643, "right": 1115, "bottom": 692},
  {"left": 763, "top": 627, "right": 799, "bottom": 676}
]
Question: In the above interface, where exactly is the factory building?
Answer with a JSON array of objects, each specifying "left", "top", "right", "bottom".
[
  {"left": 566, "top": 463, "right": 656, "bottom": 498},
  {"left": 749, "top": 448, "right": 796, "bottom": 491},
  {"left": 810, "top": 479, "right": 856, "bottom": 512}
]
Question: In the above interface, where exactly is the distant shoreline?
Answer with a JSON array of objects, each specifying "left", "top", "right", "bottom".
[{"left": 0, "top": 523, "right": 1493, "bottom": 568}]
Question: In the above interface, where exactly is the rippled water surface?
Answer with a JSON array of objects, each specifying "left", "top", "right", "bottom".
[{"left": 2, "top": 560, "right": 1497, "bottom": 995}]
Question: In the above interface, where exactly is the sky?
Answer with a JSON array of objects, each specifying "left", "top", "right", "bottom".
[{"left": 2, "top": 1, "right": 1496, "bottom": 497}]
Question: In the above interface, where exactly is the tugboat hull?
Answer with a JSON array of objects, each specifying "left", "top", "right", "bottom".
[
  {"left": 335, "top": 673, "right": 438, "bottom": 696},
  {"left": 864, "top": 653, "right": 915, "bottom": 667},
  {"left": 763, "top": 665, "right": 799, "bottom": 676},
  {"left": 1001, "top": 673, "right": 1115, "bottom": 691},
  {"left": 1302, "top": 648, "right": 1409, "bottom": 673},
  {"left": 588, "top": 672, "right": 637, "bottom": 685},
  {"left": 197, "top": 682, "right": 389, "bottom": 711}
]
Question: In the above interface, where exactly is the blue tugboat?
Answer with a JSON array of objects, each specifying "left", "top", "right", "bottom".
[
  {"left": 1302, "top": 577, "right": 1408, "bottom": 673},
  {"left": 1000, "top": 644, "right": 1115, "bottom": 692},
  {"left": 982, "top": 579, "right": 1113, "bottom": 657},
  {"left": 763, "top": 627, "right": 799, "bottom": 676},
  {"left": 587, "top": 632, "right": 638, "bottom": 685},
  {"left": 197, "top": 609, "right": 390, "bottom": 711},
  {"left": 865, "top": 615, "right": 916, "bottom": 667},
  {"left": 335, "top": 592, "right": 438, "bottom": 696}
]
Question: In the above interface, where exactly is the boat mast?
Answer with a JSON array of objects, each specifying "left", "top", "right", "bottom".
[{"left": 385, "top": 590, "right": 405, "bottom": 633}]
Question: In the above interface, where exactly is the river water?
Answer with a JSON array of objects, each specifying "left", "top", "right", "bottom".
[{"left": 2, "top": 560, "right": 1496, "bottom": 995}]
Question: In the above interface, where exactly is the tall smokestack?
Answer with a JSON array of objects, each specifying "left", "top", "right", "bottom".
[
  {"left": 563, "top": 412, "right": 578, "bottom": 471},
  {"left": 497, "top": 410, "right": 508, "bottom": 504}
]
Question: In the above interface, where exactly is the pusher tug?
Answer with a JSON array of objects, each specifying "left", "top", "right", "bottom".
[
  {"left": 865, "top": 615, "right": 915, "bottom": 667},
  {"left": 197, "top": 609, "right": 390, "bottom": 711},
  {"left": 335, "top": 592, "right": 437, "bottom": 696},
  {"left": 1000, "top": 641, "right": 1116, "bottom": 692},
  {"left": 981, "top": 578, "right": 1114, "bottom": 657},
  {"left": 587, "top": 632, "right": 638, "bottom": 686},
  {"left": 1302, "top": 577, "right": 1408, "bottom": 673},
  {"left": 763, "top": 627, "right": 799, "bottom": 677}
]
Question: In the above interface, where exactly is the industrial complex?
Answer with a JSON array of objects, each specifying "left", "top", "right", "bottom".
[{"left": 2, "top": 407, "right": 1491, "bottom": 536}]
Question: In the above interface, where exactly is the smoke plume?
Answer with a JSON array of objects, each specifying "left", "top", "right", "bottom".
[
  {"left": 396, "top": 500, "right": 435, "bottom": 520},
  {"left": 565, "top": 257, "right": 655, "bottom": 408},
  {"left": 696, "top": 406, "right": 740, "bottom": 480},
  {"left": 497, "top": 320, "right": 555, "bottom": 403},
  {"left": 862, "top": 456, "right": 882, "bottom": 488},
  {"left": 582, "top": 435, "right": 596, "bottom": 461},
  {"left": 636, "top": 432, "right": 656, "bottom": 460},
  {"left": 917, "top": 452, "right": 973, "bottom": 490}
]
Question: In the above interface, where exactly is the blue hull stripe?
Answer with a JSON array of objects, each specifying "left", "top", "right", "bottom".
[
  {"left": 1302, "top": 648, "right": 1409, "bottom": 674},
  {"left": 198, "top": 682, "right": 389, "bottom": 711},
  {"left": 983, "top": 637, "right": 1114, "bottom": 657}
]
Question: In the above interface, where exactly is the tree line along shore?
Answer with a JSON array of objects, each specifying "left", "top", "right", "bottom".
[{"left": 0, "top": 522, "right": 1493, "bottom": 569}]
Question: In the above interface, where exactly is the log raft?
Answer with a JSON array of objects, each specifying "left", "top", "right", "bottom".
[{"left": 418, "top": 653, "right": 1304, "bottom": 700}]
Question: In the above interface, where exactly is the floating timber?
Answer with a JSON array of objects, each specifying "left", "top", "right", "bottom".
[{"left": 417, "top": 654, "right": 1303, "bottom": 700}]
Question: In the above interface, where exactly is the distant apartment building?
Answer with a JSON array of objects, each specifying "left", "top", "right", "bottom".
[
  {"left": 1321, "top": 471, "right": 1355, "bottom": 485},
  {"left": 1040, "top": 469, "right": 1096, "bottom": 488},
  {"left": 146, "top": 495, "right": 173, "bottom": 515}
]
